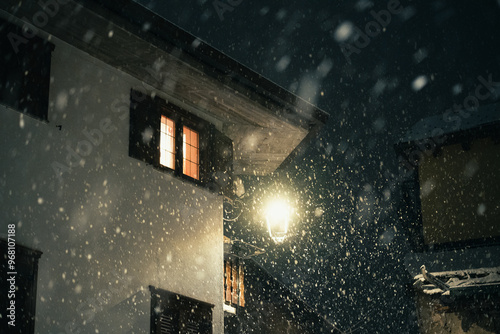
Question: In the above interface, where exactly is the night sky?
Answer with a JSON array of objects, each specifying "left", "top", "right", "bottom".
[{"left": 135, "top": 1, "right": 500, "bottom": 332}]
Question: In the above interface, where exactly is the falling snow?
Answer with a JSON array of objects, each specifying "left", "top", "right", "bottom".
[{"left": 1, "top": 1, "right": 500, "bottom": 333}]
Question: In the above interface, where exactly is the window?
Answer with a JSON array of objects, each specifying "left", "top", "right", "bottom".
[
  {"left": 158, "top": 115, "right": 200, "bottom": 180},
  {"left": 0, "top": 239, "right": 42, "bottom": 334},
  {"left": 0, "top": 18, "right": 54, "bottom": 121},
  {"left": 149, "top": 286, "right": 213, "bottom": 334},
  {"left": 224, "top": 257, "right": 245, "bottom": 311},
  {"left": 182, "top": 126, "right": 200, "bottom": 179},
  {"left": 418, "top": 137, "right": 500, "bottom": 245},
  {"left": 129, "top": 90, "right": 233, "bottom": 193},
  {"left": 160, "top": 116, "right": 176, "bottom": 170},
  {"left": 397, "top": 122, "right": 500, "bottom": 251}
]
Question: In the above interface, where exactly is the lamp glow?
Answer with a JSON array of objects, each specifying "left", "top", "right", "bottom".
[{"left": 265, "top": 199, "right": 291, "bottom": 243}]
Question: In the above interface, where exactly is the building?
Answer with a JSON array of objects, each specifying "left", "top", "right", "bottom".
[
  {"left": 396, "top": 103, "right": 500, "bottom": 333},
  {"left": 0, "top": 1, "right": 327, "bottom": 333},
  {"left": 222, "top": 236, "right": 338, "bottom": 333}
]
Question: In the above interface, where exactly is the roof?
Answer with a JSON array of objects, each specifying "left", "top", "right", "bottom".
[
  {"left": 414, "top": 266, "right": 500, "bottom": 297},
  {"left": 399, "top": 103, "right": 500, "bottom": 144},
  {"left": 406, "top": 245, "right": 500, "bottom": 298},
  {"left": 0, "top": 0, "right": 328, "bottom": 176},
  {"left": 404, "top": 245, "right": 500, "bottom": 277}
]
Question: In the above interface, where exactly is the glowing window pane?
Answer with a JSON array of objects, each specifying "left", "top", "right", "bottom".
[
  {"left": 183, "top": 126, "right": 199, "bottom": 180},
  {"left": 160, "top": 116, "right": 175, "bottom": 169}
]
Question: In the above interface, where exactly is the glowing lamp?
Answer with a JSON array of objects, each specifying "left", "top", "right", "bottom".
[{"left": 265, "top": 199, "right": 291, "bottom": 243}]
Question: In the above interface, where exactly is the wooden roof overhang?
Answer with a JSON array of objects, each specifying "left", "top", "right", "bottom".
[{"left": 1, "top": 0, "right": 328, "bottom": 176}]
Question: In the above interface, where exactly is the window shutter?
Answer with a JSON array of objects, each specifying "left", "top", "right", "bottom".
[
  {"left": 0, "top": 18, "right": 53, "bottom": 121},
  {"left": 22, "top": 39, "right": 54, "bottom": 121},
  {"left": 231, "top": 263, "right": 238, "bottom": 305},
  {"left": 150, "top": 286, "right": 213, "bottom": 334},
  {"left": 158, "top": 313, "right": 176, "bottom": 334},
  {"left": 224, "top": 258, "right": 245, "bottom": 309},
  {"left": 179, "top": 301, "right": 212, "bottom": 334},
  {"left": 208, "top": 126, "right": 233, "bottom": 196},
  {"left": 225, "top": 260, "right": 232, "bottom": 303},
  {"left": 129, "top": 90, "right": 160, "bottom": 164},
  {"left": 239, "top": 263, "right": 245, "bottom": 307},
  {"left": 0, "top": 240, "right": 42, "bottom": 334}
]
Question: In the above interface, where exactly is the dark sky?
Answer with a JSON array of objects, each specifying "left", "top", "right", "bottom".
[{"left": 135, "top": 0, "right": 500, "bottom": 332}]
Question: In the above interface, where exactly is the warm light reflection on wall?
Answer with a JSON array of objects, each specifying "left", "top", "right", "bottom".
[
  {"left": 183, "top": 126, "right": 199, "bottom": 180},
  {"left": 160, "top": 115, "right": 175, "bottom": 169}
]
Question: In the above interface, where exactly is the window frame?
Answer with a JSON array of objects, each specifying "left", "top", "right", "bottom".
[
  {"left": 155, "top": 98, "right": 209, "bottom": 185},
  {"left": 182, "top": 125, "right": 201, "bottom": 180},
  {"left": 159, "top": 115, "right": 176, "bottom": 170}
]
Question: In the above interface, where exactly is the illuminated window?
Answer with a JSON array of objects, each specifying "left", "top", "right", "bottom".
[
  {"left": 159, "top": 118, "right": 200, "bottom": 180},
  {"left": 129, "top": 90, "right": 233, "bottom": 193},
  {"left": 160, "top": 116, "right": 175, "bottom": 169},
  {"left": 183, "top": 126, "right": 199, "bottom": 180}
]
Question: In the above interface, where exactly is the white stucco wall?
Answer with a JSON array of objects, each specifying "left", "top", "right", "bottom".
[{"left": 0, "top": 34, "right": 223, "bottom": 334}]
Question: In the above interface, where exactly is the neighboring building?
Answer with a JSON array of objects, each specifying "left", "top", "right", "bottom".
[
  {"left": 396, "top": 103, "right": 500, "bottom": 333},
  {"left": 0, "top": 1, "right": 327, "bottom": 333}
]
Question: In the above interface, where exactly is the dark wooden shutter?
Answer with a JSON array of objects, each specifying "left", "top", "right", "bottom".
[
  {"left": 22, "top": 38, "right": 53, "bottom": 121},
  {"left": 158, "top": 313, "right": 176, "bottom": 334},
  {"left": 0, "top": 240, "right": 42, "bottom": 334},
  {"left": 129, "top": 90, "right": 160, "bottom": 165},
  {"left": 0, "top": 18, "right": 53, "bottom": 121},
  {"left": 150, "top": 286, "right": 213, "bottom": 334},
  {"left": 184, "top": 320, "right": 200, "bottom": 333},
  {"left": 208, "top": 126, "right": 233, "bottom": 196},
  {"left": 179, "top": 300, "right": 212, "bottom": 334}
]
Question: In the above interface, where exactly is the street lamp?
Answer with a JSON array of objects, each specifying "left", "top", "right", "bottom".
[
  {"left": 223, "top": 189, "right": 295, "bottom": 243},
  {"left": 264, "top": 199, "right": 291, "bottom": 243}
]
